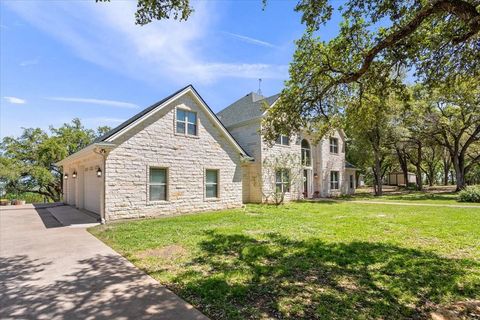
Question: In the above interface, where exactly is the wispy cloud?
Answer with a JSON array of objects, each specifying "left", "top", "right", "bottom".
[
  {"left": 3, "top": 96, "right": 26, "bottom": 104},
  {"left": 19, "top": 58, "right": 39, "bottom": 67},
  {"left": 46, "top": 97, "right": 139, "bottom": 109},
  {"left": 4, "top": 1, "right": 287, "bottom": 84},
  {"left": 222, "top": 31, "right": 277, "bottom": 48}
]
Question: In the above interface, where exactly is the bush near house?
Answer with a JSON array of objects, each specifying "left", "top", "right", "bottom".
[{"left": 458, "top": 185, "right": 480, "bottom": 203}]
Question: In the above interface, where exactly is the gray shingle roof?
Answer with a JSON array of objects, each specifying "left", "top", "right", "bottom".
[{"left": 216, "top": 92, "right": 280, "bottom": 127}]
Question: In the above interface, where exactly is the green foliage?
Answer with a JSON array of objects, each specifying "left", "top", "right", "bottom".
[
  {"left": 91, "top": 202, "right": 480, "bottom": 319},
  {"left": 458, "top": 185, "right": 480, "bottom": 203},
  {"left": 0, "top": 119, "right": 110, "bottom": 202},
  {"left": 4, "top": 192, "right": 46, "bottom": 204},
  {"left": 96, "top": 0, "right": 193, "bottom": 25}
]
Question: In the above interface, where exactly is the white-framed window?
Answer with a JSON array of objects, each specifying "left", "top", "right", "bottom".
[
  {"left": 301, "top": 139, "right": 311, "bottom": 166},
  {"left": 275, "top": 169, "right": 290, "bottom": 193},
  {"left": 149, "top": 167, "right": 167, "bottom": 201},
  {"left": 329, "top": 137, "right": 339, "bottom": 153},
  {"left": 176, "top": 108, "right": 197, "bottom": 136},
  {"left": 205, "top": 169, "right": 219, "bottom": 198},
  {"left": 275, "top": 135, "right": 290, "bottom": 146},
  {"left": 330, "top": 171, "right": 339, "bottom": 190}
]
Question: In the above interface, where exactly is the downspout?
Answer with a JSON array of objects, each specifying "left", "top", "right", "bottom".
[{"left": 94, "top": 148, "right": 108, "bottom": 224}]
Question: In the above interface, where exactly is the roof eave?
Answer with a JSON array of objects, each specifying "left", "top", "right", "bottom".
[{"left": 56, "top": 142, "right": 116, "bottom": 166}]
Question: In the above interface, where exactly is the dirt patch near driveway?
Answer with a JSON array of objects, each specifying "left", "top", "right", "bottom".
[
  {"left": 136, "top": 245, "right": 187, "bottom": 260},
  {"left": 430, "top": 299, "right": 480, "bottom": 320}
]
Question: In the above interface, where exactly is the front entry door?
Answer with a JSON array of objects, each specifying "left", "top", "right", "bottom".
[{"left": 303, "top": 169, "right": 309, "bottom": 198}]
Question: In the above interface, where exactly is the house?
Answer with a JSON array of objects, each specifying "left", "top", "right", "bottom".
[
  {"left": 217, "top": 92, "right": 356, "bottom": 202},
  {"left": 57, "top": 85, "right": 251, "bottom": 222},
  {"left": 58, "top": 86, "right": 356, "bottom": 222},
  {"left": 385, "top": 171, "right": 416, "bottom": 186}
]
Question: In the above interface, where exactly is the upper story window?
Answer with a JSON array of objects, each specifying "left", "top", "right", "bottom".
[
  {"left": 301, "top": 139, "right": 311, "bottom": 166},
  {"left": 149, "top": 167, "right": 167, "bottom": 201},
  {"left": 275, "top": 135, "right": 290, "bottom": 146},
  {"left": 330, "top": 171, "right": 339, "bottom": 190},
  {"left": 329, "top": 137, "right": 339, "bottom": 153},
  {"left": 205, "top": 169, "right": 219, "bottom": 198},
  {"left": 176, "top": 109, "right": 197, "bottom": 136}
]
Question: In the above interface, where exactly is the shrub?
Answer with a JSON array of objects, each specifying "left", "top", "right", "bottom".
[{"left": 458, "top": 185, "right": 480, "bottom": 203}]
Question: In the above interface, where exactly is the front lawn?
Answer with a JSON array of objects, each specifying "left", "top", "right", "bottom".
[
  {"left": 90, "top": 202, "right": 480, "bottom": 319},
  {"left": 344, "top": 188, "right": 480, "bottom": 206}
]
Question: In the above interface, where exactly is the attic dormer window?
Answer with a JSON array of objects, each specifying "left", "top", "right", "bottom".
[{"left": 176, "top": 109, "right": 197, "bottom": 136}]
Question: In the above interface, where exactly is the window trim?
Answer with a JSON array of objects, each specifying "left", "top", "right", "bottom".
[
  {"left": 175, "top": 107, "right": 198, "bottom": 137},
  {"left": 329, "top": 137, "right": 339, "bottom": 154},
  {"left": 330, "top": 171, "right": 339, "bottom": 190},
  {"left": 147, "top": 166, "right": 168, "bottom": 203},
  {"left": 301, "top": 139, "right": 311, "bottom": 167},
  {"left": 275, "top": 135, "right": 290, "bottom": 146},
  {"left": 205, "top": 169, "right": 220, "bottom": 200},
  {"left": 275, "top": 169, "right": 291, "bottom": 193},
  {"left": 349, "top": 174, "right": 354, "bottom": 189}
]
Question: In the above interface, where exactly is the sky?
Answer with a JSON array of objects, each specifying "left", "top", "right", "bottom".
[{"left": 0, "top": 0, "right": 343, "bottom": 137}]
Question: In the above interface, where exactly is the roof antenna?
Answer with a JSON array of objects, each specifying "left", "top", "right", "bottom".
[{"left": 257, "top": 78, "right": 263, "bottom": 96}]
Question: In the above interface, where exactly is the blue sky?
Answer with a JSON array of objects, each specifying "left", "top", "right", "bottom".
[{"left": 1, "top": 0, "right": 342, "bottom": 137}]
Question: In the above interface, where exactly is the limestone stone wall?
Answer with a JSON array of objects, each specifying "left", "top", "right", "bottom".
[
  {"left": 104, "top": 93, "right": 243, "bottom": 220},
  {"left": 316, "top": 130, "right": 346, "bottom": 197},
  {"left": 227, "top": 119, "right": 262, "bottom": 203}
]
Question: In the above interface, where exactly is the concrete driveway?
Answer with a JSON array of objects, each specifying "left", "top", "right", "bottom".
[{"left": 0, "top": 205, "right": 208, "bottom": 320}]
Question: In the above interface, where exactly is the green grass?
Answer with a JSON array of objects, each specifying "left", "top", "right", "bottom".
[
  {"left": 343, "top": 190, "right": 480, "bottom": 205},
  {"left": 90, "top": 202, "right": 480, "bottom": 319}
]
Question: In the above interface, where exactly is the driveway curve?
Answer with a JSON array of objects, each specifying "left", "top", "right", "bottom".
[{"left": 0, "top": 205, "right": 208, "bottom": 320}]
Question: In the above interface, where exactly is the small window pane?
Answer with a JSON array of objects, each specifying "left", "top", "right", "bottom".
[
  {"left": 206, "top": 184, "right": 218, "bottom": 198},
  {"left": 276, "top": 136, "right": 282, "bottom": 144},
  {"left": 282, "top": 136, "right": 290, "bottom": 145},
  {"left": 176, "top": 122, "right": 185, "bottom": 134},
  {"left": 187, "top": 112, "right": 196, "bottom": 124},
  {"left": 150, "top": 168, "right": 166, "bottom": 184},
  {"left": 187, "top": 123, "right": 197, "bottom": 135},
  {"left": 149, "top": 185, "right": 166, "bottom": 201},
  {"left": 177, "top": 109, "right": 186, "bottom": 122},
  {"left": 206, "top": 170, "right": 218, "bottom": 184}
]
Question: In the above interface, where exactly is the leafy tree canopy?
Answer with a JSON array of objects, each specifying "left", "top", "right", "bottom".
[{"left": 0, "top": 119, "right": 109, "bottom": 201}]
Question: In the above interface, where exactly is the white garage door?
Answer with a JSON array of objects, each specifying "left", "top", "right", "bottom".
[{"left": 84, "top": 167, "right": 101, "bottom": 214}]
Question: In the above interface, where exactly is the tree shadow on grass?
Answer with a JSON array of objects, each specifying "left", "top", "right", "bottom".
[
  {"left": 0, "top": 254, "right": 206, "bottom": 320},
  {"left": 172, "top": 231, "right": 479, "bottom": 319}
]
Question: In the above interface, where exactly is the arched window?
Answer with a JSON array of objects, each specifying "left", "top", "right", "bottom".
[{"left": 301, "top": 139, "right": 311, "bottom": 166}]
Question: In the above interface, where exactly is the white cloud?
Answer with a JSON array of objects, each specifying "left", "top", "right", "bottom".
[
  {"left": 19, "top": 58, "right": 39, "bottom": 67},
  {"left": 3, "top": 96, "right": 26, "bottom": 104},
  {"left": 5, "top": 1, "right": 287, "bottom": 85},
  {"left": 222, "top": 32, "right": 277, "bottom": 48},
  {"left": 46, "top": 97, "right": 139, "bottom": 109}
]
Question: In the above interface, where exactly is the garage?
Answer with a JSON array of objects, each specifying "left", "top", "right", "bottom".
[{"left": 84, "top": 166, "right": 102, "bottom": 215}]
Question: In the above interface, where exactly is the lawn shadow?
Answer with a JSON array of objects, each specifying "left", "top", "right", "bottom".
[{"left": 172, "top": 231, "right": 479, "bottom": 319}]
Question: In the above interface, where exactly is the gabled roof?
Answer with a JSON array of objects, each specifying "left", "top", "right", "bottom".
[
  {"left": 216, "top": 92, "right": 280, "bottom": 127},
  {"left": 95, "top": 85, "right": 191, "bottom": 143},
  {"left": 58, "top": 85, "right": 252, "bottom": 165}
]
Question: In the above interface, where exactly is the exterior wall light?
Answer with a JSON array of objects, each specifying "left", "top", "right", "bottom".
[
  {"left": 72, "top": 171, "right": 77, "bottom": 178},
  {"left": 97, "top": 167, "right": 102, "bottom": 178},
  {"left": 314, "top": 173, "right": 318, "bottom": 179},
  {"left": 64, "top": 173, "right": 68, "bottom": 180}
]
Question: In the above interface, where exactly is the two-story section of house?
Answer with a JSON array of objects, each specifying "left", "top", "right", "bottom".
[{"left": 217, "top": 92, "right": 356, "bottom": 203}]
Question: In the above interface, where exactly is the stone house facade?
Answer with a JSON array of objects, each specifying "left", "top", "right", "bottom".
[
  {"left": 58, "top": 86, "right": 356, "bottom": 221},
  {"left": 58, "top": 86, "right": 249, "bottom": 222},
  {"left": 217, "top": 92, "right": 356, "bottom": 203}
]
